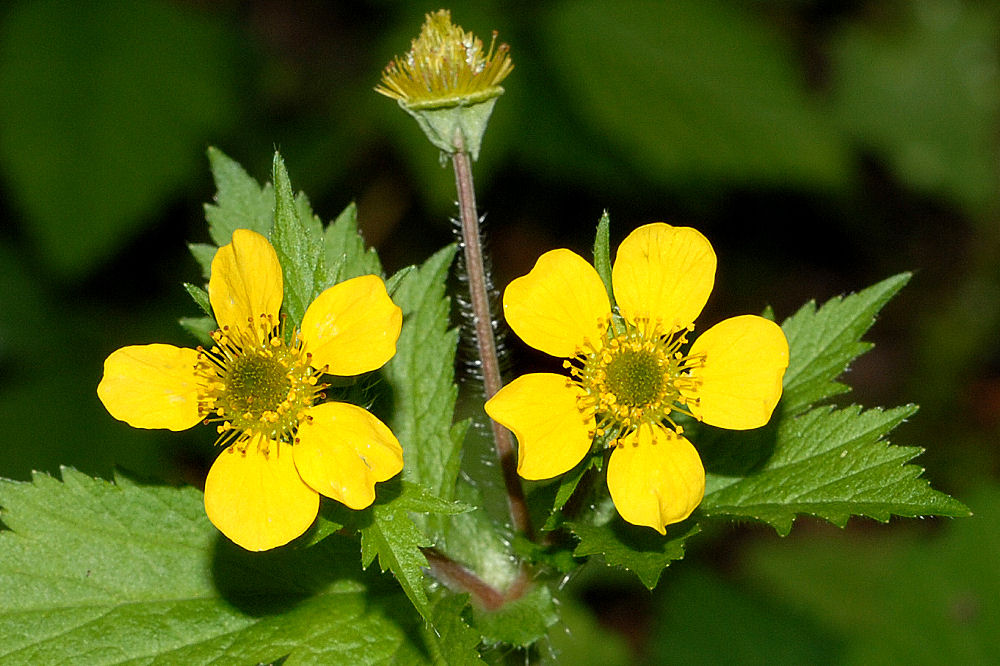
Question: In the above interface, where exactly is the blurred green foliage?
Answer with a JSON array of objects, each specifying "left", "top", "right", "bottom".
[{"left": 0, "top": 0, "right": 996, "bottom": 662}]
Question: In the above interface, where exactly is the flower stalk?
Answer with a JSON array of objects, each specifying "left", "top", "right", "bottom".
[
  {"left": 452, "top": 134, "right": 532, "bottom": 537},
  {"left": 378, "top": 10, "right": 530, "bottom": 537}
]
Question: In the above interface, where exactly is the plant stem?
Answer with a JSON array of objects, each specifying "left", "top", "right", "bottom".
[{"left": 451, "top": 138, "right": 532, "bottom": 538}]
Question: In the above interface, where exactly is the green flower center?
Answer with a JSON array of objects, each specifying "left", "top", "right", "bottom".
[
  {"left": 225, "top": 353, "right": 292, "bottom": 418},
  {"left": 567, "top": 316, "right": 705, "bottom": 438},
  {"left": 194, "top": 315, "right": 326, "bottom": 449},
  {"left": 603, "top": 349, "right": 667, "bottom": 408}
]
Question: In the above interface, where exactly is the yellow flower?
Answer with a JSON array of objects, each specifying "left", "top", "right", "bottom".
[
  {"left": 485, "top": 224, "right": 789, "bottom": 534},
  {"left": 98, "top": 229, "right": 404, "bottom": 551},
  {"left": 375, "top": 9, "right": 513, "bottom": 110}
]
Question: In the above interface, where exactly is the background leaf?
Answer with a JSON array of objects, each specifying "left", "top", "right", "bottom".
[
  {"left": 541, "top": 0, "right": 848, "bottom": 191},
  {"left": 0, "top": 0, "right": 239, "bottom": 276}
]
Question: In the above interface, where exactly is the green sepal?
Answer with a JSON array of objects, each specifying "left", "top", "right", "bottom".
[
  {"left": 400, "top": 96, "right": 499, "bottom": 160},
  {"left": 182, "top": 282, "right": 212, "bottom": 317},
  {"left": 593, "top": 210, "right": 615, "bottom": 306}
]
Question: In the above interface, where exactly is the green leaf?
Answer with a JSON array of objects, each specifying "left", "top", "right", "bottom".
[
  {"left": 325, "top": 202, "right": 383, "bottom": 283},
  {"left": 384, "top": 245, "right": 464, "bottom": 501},
  {"left": 702, "top": 404, "right": 971, "bottom": 535},
  {"left": 569, "top": 518, "right": 701, "bottom": 589},
  {"left": 0, "top": 1, "right": 239, "bottom": 276},
  {"left": 780, "top": 272, "right": 911, "bottom": 415},
  {"left": 593, "top": 210, "right": 614, "bottom": 305},
  {"left": 203, "top": 146, "right": 274, "bottom": 247},
  {"left": 0, "top": 468, "right": 443, "bottom": 664},
  {"left": 358, "top": 481, "right": 471, "bottom": 622},
  {"left": 269, "top": 152, "right": 326, "bottom": 328}
]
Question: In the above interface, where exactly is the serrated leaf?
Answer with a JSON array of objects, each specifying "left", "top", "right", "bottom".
[
  {"left": 384, "top": 245, "right": 464, "bottom": 501},
  {"left": 780, "top": 272, "right": 911, "bottom": 414},
  {"left": 269, "top": 152, "right": 326, "bottom": 328},
  {"left": 701, "top": 404, "right": 971, "bottom": 535},
  {"left": 570, "top": 519, "right": 700, "bottom": 589},
  {"left": 325, "top": 202, "right": 383, "bottom": 284},
  {"left": 0, "top": 468, "right": 444, "bottom": 664},
  {"left": 187, "top": 242, "right": 217, "bottom": 279},
  {"left": 424, "top": 594, "right": 486, "bottom": 665},
  {"left": 471, "top": 585, "right": 559, "bottom": 647},
  {"left": 358, "top": 481, "right": 471, "bottom": 623},
  {"left": 203, "top": 146, "right": 274, "bottom": 246}
]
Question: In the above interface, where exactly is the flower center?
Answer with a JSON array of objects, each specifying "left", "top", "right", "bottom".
[
  {"left": 603, "top": 349, "right": 666, "bottom": 408},
  {"left": 567, "top": 316, "right": 704, "bottom": 438},
  {"left": 195, "top": 314, "right": 326, "bottom": 449}
]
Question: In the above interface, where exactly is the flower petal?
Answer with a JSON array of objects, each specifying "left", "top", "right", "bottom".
[
  {"left": 299, "top": 275, "right": 402, "bottom": 376},
  {"left": 503, "top": 249, "right": 611, "bottom": 358},
  {"left": 687, "top": 314, "right": 789, "bottom": 430},
  {"left": 209, "top": 229, "right": 283, "bottom": 332},
  {"left": 607, "top": 425, "right": 705, "bottom": 534},
  {"left": 97, "top": 344, "right": 202, "bottom": 431},
  {"left": 485, "top": 373, "right": 594, "bottom": 480},
  {"left": 293, "top": 402, "right": 403, "bottom": 510},
  {"left": 612, "top": 223, "right": 716, "bottom": 330},
  {"left": 204, "top": 438, "right": 319, "bottom": 551}
]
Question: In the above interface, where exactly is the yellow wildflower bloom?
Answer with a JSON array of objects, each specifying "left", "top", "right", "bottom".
[
  {"left": 375, "top": 9, "right": 513, "bottom": 110},
  {"left": 485, "top": 224, "right": 789, "bottom": 533},
  {"left": 98, "top": 229, "right": 404, "bottom": 551}
]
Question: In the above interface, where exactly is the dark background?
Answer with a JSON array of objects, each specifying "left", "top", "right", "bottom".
[{"left": 0, "top": 1, "right": 997, "bottom": 662}]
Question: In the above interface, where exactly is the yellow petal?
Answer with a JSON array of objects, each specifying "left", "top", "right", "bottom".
[
  {"left": 293, "top": 402, "right": 403, "bottom": 510},
  {"left": 612, "top": 223, "right": 716, "bottom": 330},
  {"left": 607, "top": 425, "right": 705, "bottom": 534},
  {"left": 97, "top": 344, "right": 202, "bottom": 431},
  {"left": 503, "top": 249, "right": 611, "bottom": 358},
  {"left": 687, "top": 314, "right": 789, "bottom": 430},
  {"left": 299, "top": 275, "right": 402, "bottom": 376},
  {"left": 209, "top": 229, "right": 283, "bottom": 332},
  {"left": 485, "top": 373, "right": 594, "bottom": 480},
  {"left": 204, "top": 438, "right": 319, "bottom": 551}
]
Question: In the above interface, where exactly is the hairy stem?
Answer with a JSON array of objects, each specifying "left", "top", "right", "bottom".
[{"left": 451, "top": 138, "right": 532, "bottom": 538}]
